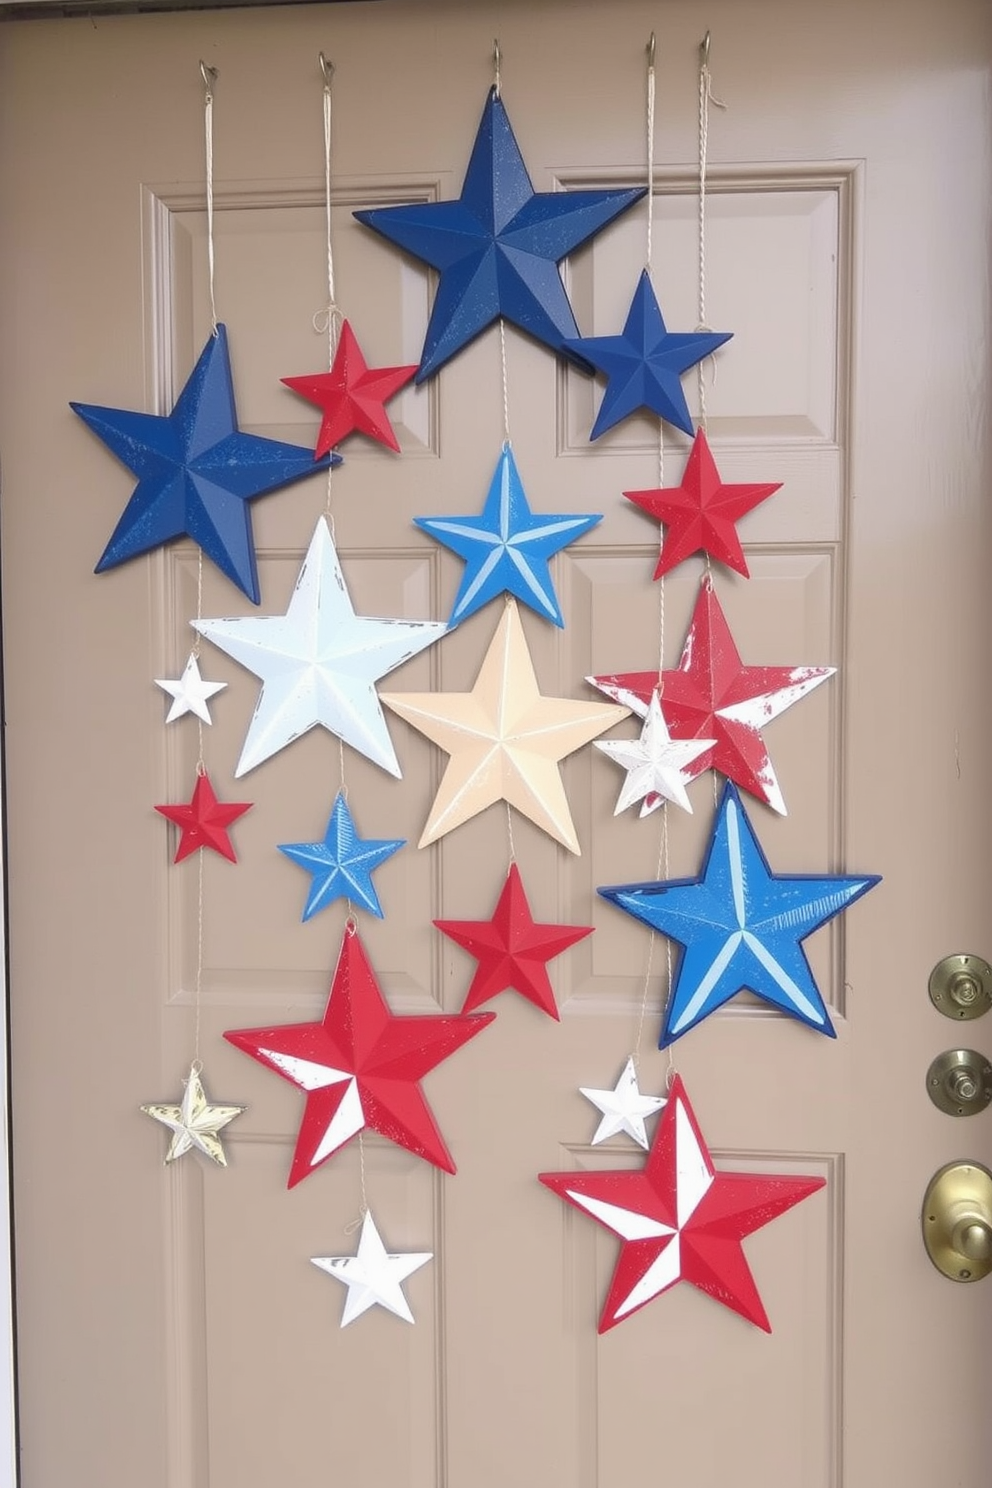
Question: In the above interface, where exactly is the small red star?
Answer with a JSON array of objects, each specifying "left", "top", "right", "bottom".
[
  {"left": 281, "top": 319, "right": 417, "bottom": 456},
  {"left": 155, "top": 770, "right": 252, "bottom": 863},
  {"left": 625, "top": 429, "right": 781, "bottom": 578},
  {"left": 435, "top": 863, "right": 593, "bottom": 1020}
]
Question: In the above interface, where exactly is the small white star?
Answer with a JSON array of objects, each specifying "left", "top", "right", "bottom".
[
  {"left": 155, "top": 652, "right": 227, "bottom": 725},
  {"left": 580, "top": 1057, "right": 666, "bottom": 1149},
  {"left": 141, "top": 1065, "right": 245, "bottom": 1165},
  {"left": 595, "top": 691, "right": 714, "bottom": 816},
  {"left": 311, "top": 1211, "right": 433, "bottom": 1327}
]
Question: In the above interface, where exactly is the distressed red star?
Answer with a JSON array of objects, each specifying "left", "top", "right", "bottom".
[
  {"left": 281, "top": 319, "right": 417, "bottom": 456},
  {"left": 540, "top": 1073, "right": 825, "bottom": 1333},
  {"left": 625, "top": 429, "right": 781, "bottom": 578},
  {"left": 588, "top": 574, "right": 834, "bottom": 815},
  {"left": 155, "top": 770, "right": 252, "bottom": 863},
  {"left": 224, "top": 925, "right": 493, "bottom": 1186},
  {"left": 435, "top": 863, "right": 592, "bottom": 1019}
]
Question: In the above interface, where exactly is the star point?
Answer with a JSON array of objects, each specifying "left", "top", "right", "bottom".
[
  {"left": 155, "top": 770, "right": 251, "bottom": 863},
  {"left": 278, "top": 792, "right": 404, "bottom": 920},
  {"left": 580, "top": 1057, "right": 666, "bottom": 1148},
  {"left": 281, "top": 319, "right": 417, "bottom": 456},
  {"left": 142, "top": 1065, "right": 244, "bottom": 1166},
  {"left": 155, "top": 652, "right": 227, "bottom": 725},
  {"left": 311, "top": 1211, "right": 432, "bottom": 1326}
]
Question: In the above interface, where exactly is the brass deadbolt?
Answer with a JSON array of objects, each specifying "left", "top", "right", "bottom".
[
  {"left": 928, "top": 955, "right": 992, "bottom": 1020},
  {"left": 926, "top": 1049, "right": 992, "bottom": 1116},
  {"left": 922, "top": 1161, "right": 992, "bottom": 1281}
]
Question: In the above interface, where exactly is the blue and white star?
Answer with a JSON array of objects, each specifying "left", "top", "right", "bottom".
[
  {"left": 415, "top": 444, "right": 600, "bottom": 628},
  {"left": 278, "top": 793, "right": 404, "bottom": 921},
  {"left": 72, "top": 324, "right": 337, "bottom": 604},
  {"left": 563, "top": 271, "right": 732, "bottom": 440},
  {"left": 599, "top": 780, "right": 879, "bottom": 1045},
  {"left": 354, "top": 90, "right": 645, "bottom": 380}
]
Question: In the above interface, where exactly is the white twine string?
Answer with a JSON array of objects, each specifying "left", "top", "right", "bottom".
[
  {"left": 201, "top": 63, "right": 219, "bottom": 335},
  {"left": 696, "top": 34, "right": 726, "bottom": 427},
  {"left": 645, "top": 33, "right": 656, "bottom": 272},
  {"left": 318, "top": 55, "right": 340, "bottom": 517},
  {"left": 499, "top": 318, "right": 511, "bottom": 444}
]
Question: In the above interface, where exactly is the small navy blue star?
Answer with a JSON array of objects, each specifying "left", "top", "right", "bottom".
[
  {"left": 564, "top": 271, "right": 732, "bottom": 439},
  {"left": 599, "top": 781, "right": 879, "bottom": 1045},
  {"left": 354, "top": 89, "right": 645, "bottom": 381},
  {"left": 415, "top": 443, "right": 601, "bottom": 627},
  {"left": 278, "top": 792, "right": 405, "bottom": 921},
  {"left": 72, "top": 324, "right": 337, "bottom": 604}
]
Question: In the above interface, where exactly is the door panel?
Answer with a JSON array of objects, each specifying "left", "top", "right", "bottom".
[{"left": 0, "top": 3, "right": 989, "bottom": 1486}]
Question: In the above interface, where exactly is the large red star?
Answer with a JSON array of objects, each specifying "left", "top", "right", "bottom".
[
  {"left": 281, "top": 319, "right": 417, "bottom": 456},
  {"left": 588, "top": 575, "right": 833, "bottom": 814},
  {"left": 625, "top": 429, "right": 781, "bottom": 578},
  {"left": 435, "top": 863, "right": 593, "bottom": 1020},
  {"left": 540, "top": 1074, "right": 825, "bottom": 1333},
  {"left": 155, "top": 770, "right": 252, "bottom": 863},
  {"left": 224, "top": 926, "right": 494, "bottom": 1186}
]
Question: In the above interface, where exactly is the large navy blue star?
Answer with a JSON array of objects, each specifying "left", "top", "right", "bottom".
[
  {"left": 278, "top": 792, "right": 405, "bottom": 921},
  {"left": 564, "top": 271, "right": 732, "bottom": 439},
  {"left": 354, "top": 89, "right": 645, "bottom": 381},
  {"left": 414, "top": 443, "right": 601, "bottom": 627},
  {"left": 71, "top": 324, "right": 338, "bottom": 604},
  {"left": 599, "top": 781, "right": 879, "bottom": 1046}
]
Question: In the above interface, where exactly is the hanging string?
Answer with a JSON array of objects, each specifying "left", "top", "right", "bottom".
[
  {"left": 200, "top": 63, "right": 219, "bottom": 335},
  {"left": 498, "top": 319, "right": 512, "bottom": 445},
  {"left": 696, "top": 32, "right": 725, "bottom": 428},
  {"left": 315, "top": 53, "right": 341, "bottom": 518},
  {"left": 645, "top": 33, "right": 656, "bottom": 272}
]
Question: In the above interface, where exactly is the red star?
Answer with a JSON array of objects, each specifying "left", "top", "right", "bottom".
[
  {"left": 155, "top": 770, "right": 251, "bottom": 863},
  {"left": 540, "top": 1074, "right": 825, "bottom": 1333},
  {"left": 435, "top": 863, "right": 593, "bottom": 1020},
  {"left": 588, "top": 575, "right": 833, "bottom": 814},
  {"left": 281, "top": 320, "right": 417, "bottom": 456},
  {"left": 625, "top": 429, "right": 781, "bottom": 578},
  {"left": 224, "top": 926, "right": 494, "bottom": 1187}
]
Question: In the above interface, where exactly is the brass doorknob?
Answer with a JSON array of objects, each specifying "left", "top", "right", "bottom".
[{"left": 922, "top": 1161, "right": 992, "bottom": 1280}]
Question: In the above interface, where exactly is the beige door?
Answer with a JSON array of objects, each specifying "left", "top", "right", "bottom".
[{"left": 1, "top": 1, "right": 990, "bottom": 1484}]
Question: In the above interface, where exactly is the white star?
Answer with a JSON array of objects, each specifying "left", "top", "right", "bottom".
[
  {"left": 193, "top": 518, "right": 447, "bottom": 777},
  {"left": 311, "top": 1211, "right": 433, "bottom": 1327},
  {"left": 595, "top": 692, "right": 714, "bottom": 815},
  {"left": 141, "top": 1065, "right": 244, "bottom": 1166},
  {"left": 155, "top": 652, "right": 227, "bottom": 724},
  {"left": 580, "top": 1057, "right": 666, "bottom": 1148}
]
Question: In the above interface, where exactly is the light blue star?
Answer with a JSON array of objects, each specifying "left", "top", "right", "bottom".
[
  {"left": 598, "top": 781, "right": 879, "bottom": 1046},
  {"left": 563, "top": 271, "right": 732, "bottom": 439},
  {"left": 415, "top": 445, "right": 600, "bottom": 628},
  {"left": 278, "top": 793, "right": 404, "bottom": 921},
  {"left": 354, "top": 90, "right": 645, "bottom": 380}
]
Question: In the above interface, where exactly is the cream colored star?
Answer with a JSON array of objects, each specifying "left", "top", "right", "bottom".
[
  {"left": 381, "top": 600, "right": 629, "bottom": 853},
  {"left": 141, "top": 1064, "right": 244, "bottom": 1166},
  {"left": 595, "top": 691, "right": 715, "bottom": 816}
]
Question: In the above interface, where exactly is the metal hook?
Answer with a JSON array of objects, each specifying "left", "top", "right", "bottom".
[
  {"left": 199, "top": 59, "right": 218, "bottom": 97},
  {"left": 699, "top": 30, "right": 711, "bottom": 67},
  {"left": 319, "top": 51, "right": 334, "bottom": 86},
  {"left": 493, "top": 37, "right": 501, "bottom": 96},
  {"left": 647, "top": 32, "right": 656, "bottom": 69}
]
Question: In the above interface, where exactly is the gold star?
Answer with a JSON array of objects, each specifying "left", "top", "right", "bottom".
[
  {"left": 142, "top": 1064, "right": 245, "bottom": 1167},
  {"left": 382, "top": 600, "right": 629, "bottom": 853}
]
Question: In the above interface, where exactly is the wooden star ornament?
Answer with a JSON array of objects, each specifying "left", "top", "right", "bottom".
[{"left": 281, "top": 320, "right": 417, "bottom": 456}]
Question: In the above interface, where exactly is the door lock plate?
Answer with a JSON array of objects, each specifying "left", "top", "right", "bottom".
[
  {"left": 928, "top": 955, "right": 992, "bottom": 1020},
  {"left": 922, "top": 1161, "right": 992, "bottom": 1281},
  {"left": 926, "top": 1049, "right": 992, "bottom": 1116}
]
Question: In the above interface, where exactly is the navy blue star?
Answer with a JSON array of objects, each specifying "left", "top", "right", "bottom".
[
  {"left": 414, "top": 443, "right": 601, "bottom": 627},
  {"left": 71, "top": 324, "right": 338, "bottom": 604},
  {"left": 599, "top": 781, "right": 879, "bottom": 1046},
  {"left": 564, "top": 271, "right": 732, "bottom": 439},
  {"left": 278, "top": 793, "right": 405, "bottom": 921},
  {"left": 354, "top": 89, "right": 645, "bottom": 381}
]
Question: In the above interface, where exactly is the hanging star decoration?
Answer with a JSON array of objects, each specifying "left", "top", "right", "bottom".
[
  {"left": 281, "top": 319, "right": 417, "bottom": 457},
  {"left": 155, "top": 652, "right": 227, "bottom": 725},
  {"left": 540, "top": 1073, "right": 825, "bottom": 1333},
  {"left": 155, "top": 770, "right": 252, "bottom": 863},
  {"left": 354, "top": 89, "right": 645, "bottom": 380},
  {"left": 382, "top": 599, "right": 629, "bottom": 853},
  {"left": 625, "top": 428, "right": 782, "bottom": 578},
  {"left": 435, "top": 862, "right": 592, "bottom": 1019},
  {"left": 224, "top": 924, "right": 493, "bottom": 1187},
  {"left": 415, "top": 443, "right": 601, "bottom": 628},
  {"left": 562, "top": 271, "right": 731, "bottom": 440},
  {"left": 595, "top": 690, "right": 714, "bottom": 816},
  {"left": 588, "top": 575, "right": 834, "bottom": 815},
  {"left": 311, "top": 1211, "right": 432, "bottom": 1327},
  {"left": 141, "top": 1064, "right": 245, "bottom": 1166},
  {"left": 71, "top": 324, "right": 338, "bottom": 604},
  {"left": 580, "top": 1057, "right": 666, "bottom": 1149},
  {"left": 193, "top": 517, "right": 446, "bottom": 778},
  {"left": 278, "top": 792, "right": 404, "bottom": 921},
  {"left": 599, "top": 780, "right": 879, "bottom": 1046}
]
